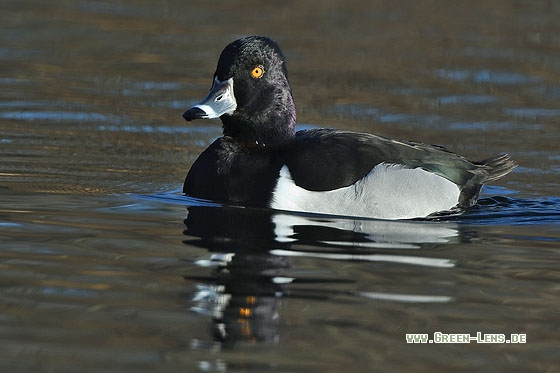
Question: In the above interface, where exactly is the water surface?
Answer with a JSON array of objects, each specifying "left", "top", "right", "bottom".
[{"left": 1, "top": 1, "right": 559, "bottom": 371}]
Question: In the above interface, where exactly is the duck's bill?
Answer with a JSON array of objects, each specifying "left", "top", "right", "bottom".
[{"left": 182, "top": 77, "right": 237, "bottom": 121}]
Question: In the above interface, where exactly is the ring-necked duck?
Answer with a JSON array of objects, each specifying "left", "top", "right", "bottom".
[{"left": 182, "top": 36, "right": 517, "bottom": 219}]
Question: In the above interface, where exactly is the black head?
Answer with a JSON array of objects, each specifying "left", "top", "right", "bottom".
[{"left": 183, "top": 36, "right": 296, "bottom": 147}]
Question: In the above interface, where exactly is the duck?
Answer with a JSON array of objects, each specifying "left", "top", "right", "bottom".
[{"left": 182, "top": 36, "right": 517, "bottom": 220}]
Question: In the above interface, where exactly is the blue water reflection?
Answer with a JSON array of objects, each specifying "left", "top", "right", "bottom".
[
  {"left": 0, "top": 111, "right": 120, "bottom": 122},
  {"left": 434, "top": 69, "right": 541, "bottom": 85}
]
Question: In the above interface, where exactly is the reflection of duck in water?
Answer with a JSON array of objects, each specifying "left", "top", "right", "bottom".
[
  {"left": 182, "top": 36, "right": 517, "bottom": 219},
  {"left": 190, "top": 251, "right": 289, "bottom": 346},
  {"left": 184, "top": 206, "right": 290, "bottom": 347},
  {"left": 183, "top": 205, "right": 460, "bottom": 347}
]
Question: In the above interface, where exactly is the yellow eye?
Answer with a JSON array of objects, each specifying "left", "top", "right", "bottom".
[{"left": 251, "top": 65, "right": 264, "bottom": 79}]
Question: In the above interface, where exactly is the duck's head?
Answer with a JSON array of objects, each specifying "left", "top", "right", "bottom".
[{"left": 183, "top": 36, "right": 296, "bottom": 147}]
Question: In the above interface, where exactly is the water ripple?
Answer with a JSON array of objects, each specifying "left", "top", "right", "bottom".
[{"left": 435, "top": 69, "right": 541, "bottom": 85}]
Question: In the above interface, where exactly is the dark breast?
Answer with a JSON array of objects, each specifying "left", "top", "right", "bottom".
[{"left": 184, "top": 137, "right": 281, "bottom": 206}]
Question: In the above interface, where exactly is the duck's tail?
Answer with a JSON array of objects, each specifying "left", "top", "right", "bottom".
[
  {"left": 458, "top": 153, "right": 517, "bottom": 207},
  {"left": 478, "top": 153, "right": 518, "bottom": 183}
]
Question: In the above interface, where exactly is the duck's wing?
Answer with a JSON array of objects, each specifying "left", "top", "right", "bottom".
[{"left": 279, "top": 129, "right": 516, "bottom": 206}]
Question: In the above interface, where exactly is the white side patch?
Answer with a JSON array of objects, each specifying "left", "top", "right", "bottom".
[{"left": 270, "top": 163, "right": 460, "bottom": 220}]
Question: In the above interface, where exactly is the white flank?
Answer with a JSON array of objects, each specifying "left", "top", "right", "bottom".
[{"left": 270, "top": 163, "right": 460, "bottom": 219}]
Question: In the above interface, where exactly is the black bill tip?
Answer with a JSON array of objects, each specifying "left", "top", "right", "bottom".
[{"left": 182, "top": 107, "right": 207, "bottom": 121}]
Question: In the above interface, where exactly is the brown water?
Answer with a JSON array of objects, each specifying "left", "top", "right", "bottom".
[{"left": 1, "top": 1, "right": 559, "bottom": 371}]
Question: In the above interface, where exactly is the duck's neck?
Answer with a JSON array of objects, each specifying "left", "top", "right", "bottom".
[{"left": 221, "top": 89, "right": 296, "bottom": 149}]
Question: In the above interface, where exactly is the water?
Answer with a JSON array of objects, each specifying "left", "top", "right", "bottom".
[{"left": 1, "top": 0, "right": 559, "bottom": 371}]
